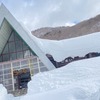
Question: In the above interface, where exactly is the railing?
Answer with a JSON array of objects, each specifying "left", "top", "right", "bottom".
[{"left": 0, "top": 56, "right": 48, "bottom": 93}]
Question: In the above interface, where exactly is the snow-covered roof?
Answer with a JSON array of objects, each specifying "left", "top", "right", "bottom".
[
  {"left": 36, "top": 31, "right": 100, "bottom": 61},
  {"left": 0, "top": 4, "right": 55, "bottom": 70}
]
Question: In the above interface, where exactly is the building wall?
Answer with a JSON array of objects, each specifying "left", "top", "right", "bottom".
[{"left": 0, "top": 56, "right": 48, "bottom": 93}]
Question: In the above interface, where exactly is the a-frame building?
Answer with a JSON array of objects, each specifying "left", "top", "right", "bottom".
[{"left": 0, "top": 4, "right": 55, "bottom": 94}]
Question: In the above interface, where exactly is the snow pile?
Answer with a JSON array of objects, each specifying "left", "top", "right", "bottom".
[
  {"left": 21, "top": 88, "right": 100, "bottom": 100},
  {"left": 0, "top": 84, "right": 8, "bottom": 100},
  {"left": 88, "top": 89, "right": 100, "bottom": 100},
  {"left": 0, "top": 84, "right": 14, "bottom": 100},
  {"left": 20, "top": 57, "right": 100, "bottom": 100},
  {"left": 28, "top": 57, "right": 100, "bottom": 94}
]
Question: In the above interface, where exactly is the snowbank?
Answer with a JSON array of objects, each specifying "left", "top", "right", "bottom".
[
  {"left": 21, "top": 87, "right": 100, "bottom": 100},
  {"left": 1, "top": 53, "right": 100, "bottom": 100},
  {"left": 0, "top": 84, "right": 14, "bottom": 100},
  {"left": 20, "top": 57, "right": 100, "bottom": 100},
  {"left": 0, "top": 84, "right": 8, "bottom": 100},
  {"left": 28, "top": 57, "right": 100, "bottom": 94},
  {"left": 21, "top": 87, "right": 89, "bottom": 100}
]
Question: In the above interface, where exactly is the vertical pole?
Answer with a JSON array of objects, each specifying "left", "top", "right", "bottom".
[
  {"left": 11, "top": 62, "right": 15, "bottom": 91},
  {"left": 28, "top": 58, "right": 33, "bottom": 76},
  {"left": 37, "top": 57, "right": 40, "bottom": 73},
  {"left": 2, "top": 64, "right": 5, "bottom": 86}
]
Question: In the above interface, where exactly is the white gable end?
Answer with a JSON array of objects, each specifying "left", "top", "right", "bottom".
[{"left": 0, "top": 4, "right": 55, "bottom": 70}]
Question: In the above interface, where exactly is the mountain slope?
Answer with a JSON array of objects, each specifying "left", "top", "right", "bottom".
[{"left": 32, "top": 15, "right": 100, "bottom": 40}]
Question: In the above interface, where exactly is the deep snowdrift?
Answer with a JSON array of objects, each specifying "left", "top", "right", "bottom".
[
  {"left": 20, "top": 57, "right": 100, "bottom": 100},
  {"left": 1, "top": 55, "right": 100, "bottom": 100}
]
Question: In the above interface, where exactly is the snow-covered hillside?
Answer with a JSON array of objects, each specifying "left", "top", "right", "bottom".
[
  {"left": 0, "top": 32, "right": 100, "bottom": 100},
  {"left": 34, "top": 32, "right": 100, "bottom": 61},
  {"left": 32, "top": 15, "right": 100, "bottom": 40}
]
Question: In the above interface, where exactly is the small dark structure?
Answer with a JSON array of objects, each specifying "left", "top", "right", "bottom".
[
  {"left": 85, "top": 52, "right": 100, "bottom": 58},
  {"left": 64, "top": 57, "right": 73, "bottom": 63},
  {"left": 46, "top": 52, "right": 100, "bottom": 68},
  {"left": 46, "top": 54, "right": 71, "bottom": 68}
]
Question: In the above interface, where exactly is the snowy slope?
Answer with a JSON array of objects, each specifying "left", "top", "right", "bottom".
[
  {"left": 33, "top": 32, "right": 100, "bottom": 61},
  {"left": 1, "top": 57, "right": 100, "bottom": 100},
  {"left": 28, "top": 57, "right": 100, "bottom": 94},
  {"left": 1, "top": 57, "right": 99, "bottom": 100},
  {"left": 20, "top": 57, "right": 100, "bottom": 100}
]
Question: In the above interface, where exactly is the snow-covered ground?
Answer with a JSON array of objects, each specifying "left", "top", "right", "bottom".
[
  {"left": 1, "top": 57, "right": 100, "bottom": 100},
  {"left": 20, "top": 57, "right": 100, "bottom": 100},
  {"left": 0, "top": 32, "right": 100, "bottom": 100},
  {"left": 0, "top": 84, "right": 14, "bottom": 100}
]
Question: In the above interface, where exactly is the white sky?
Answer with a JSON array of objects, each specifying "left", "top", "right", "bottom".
[{"left": 0, "top": 0, "right": 100, "bottom": 31}]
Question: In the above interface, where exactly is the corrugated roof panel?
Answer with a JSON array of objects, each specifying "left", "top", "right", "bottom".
[{"left": 0, "top": 19, "right": 12, "bottom": 54}]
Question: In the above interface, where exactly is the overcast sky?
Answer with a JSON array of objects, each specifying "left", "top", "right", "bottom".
[{"left": 0, "top": 0, "right": 100, "bottom": 31}]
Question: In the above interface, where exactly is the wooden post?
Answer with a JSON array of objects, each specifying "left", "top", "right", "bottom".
[
  {"left": 11, "top": 63, "right": 15, "bottom": 91},
  {"left": 37, "top": 57, "right": 40, "bottom": 73}
]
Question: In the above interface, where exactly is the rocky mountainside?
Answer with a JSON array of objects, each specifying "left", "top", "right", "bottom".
[{"left": 32, "top": 15, "right": 100, "bottom": 40}]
